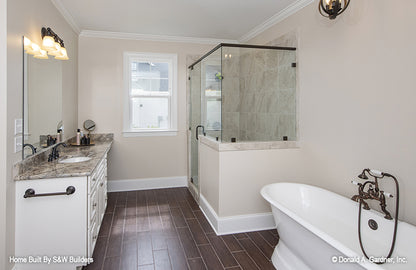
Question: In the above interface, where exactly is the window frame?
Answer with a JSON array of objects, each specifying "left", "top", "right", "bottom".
[{"left": 123, "top": 52, "right": 178, "bottom": 137}]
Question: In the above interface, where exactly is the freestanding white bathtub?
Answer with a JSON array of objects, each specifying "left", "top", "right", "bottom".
[{"left": 261, "top": 183, "right": 415, "bottom": 270}]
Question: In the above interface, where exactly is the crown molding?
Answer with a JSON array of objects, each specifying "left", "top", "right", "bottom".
[
  {"left": 239, "top": 0, "right": 314, "bottom": 43},
  {"left": 51, "top": 0, "right": 80, "bottom": 35},
  {"left": 51, "top": 0, "right": 312, "bottom": 44},
  {"left": 80, "top": 30, "right": 238, "bottom": 45}
]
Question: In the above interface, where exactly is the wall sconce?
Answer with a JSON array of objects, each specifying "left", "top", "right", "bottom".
[{"left": 319, "top": 0, "right": 350, "bottom": 20}]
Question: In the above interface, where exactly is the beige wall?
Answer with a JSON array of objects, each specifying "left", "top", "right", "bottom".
[
  {"left": 1, "top": 0, "right": 7, "bottom": 268},
  {"left": 219, "top": 148, "right": 305, "bottom": 216},
  {"left": 201, "top": 1, "right": 416, "bottom": 225},
  {"left": 6, "top": 1, "right": 78, "bottom": 269},
  {"left": 199, "top": 143, "right": 220, "bottom": 213},
  {"left": 78, "top": 37, "right": 211, "bottom": 181}
]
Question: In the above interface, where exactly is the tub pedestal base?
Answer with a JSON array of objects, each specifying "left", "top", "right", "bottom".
[{"left": 272, "top": 241, "right": 311, "bottom": 270}]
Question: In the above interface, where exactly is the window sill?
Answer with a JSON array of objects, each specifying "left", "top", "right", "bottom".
[{"left": 123, "top": 130, "right": 178, "bottom": 137}]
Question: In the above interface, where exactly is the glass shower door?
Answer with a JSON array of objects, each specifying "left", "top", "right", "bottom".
[
  {"left": 189, "top": 63, "right": 201, "bottom": 189},
  {"left": 188, "top": 47, "right": 222, "bottom": 197}
]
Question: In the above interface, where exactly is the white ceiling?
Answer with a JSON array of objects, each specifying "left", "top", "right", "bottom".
[{"left": 53, "top": 0, "right": 312, "bottom": 42}]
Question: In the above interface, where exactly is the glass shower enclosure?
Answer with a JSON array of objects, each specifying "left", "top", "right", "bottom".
[{"left": 188, "top": 43, "right": 297, "bottom": 194}]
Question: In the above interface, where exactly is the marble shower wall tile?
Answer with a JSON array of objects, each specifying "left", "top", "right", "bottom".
[
  {"left": 278, "top": 66, "right": 296, "bottom": 90},
  {"left": 218, "top": 36, "right": 297, "bottom": 142},
  {"left": 222, "top": 112, "right": 239, "bottom": 142},
  {"left": 234, "top": 46, "right": 296, "bottom": 142},
  {"left": 278, "top": 114, "right": 297, "bottom": 140},
  {"left": 277, "top": 89, "right": 296, "bottom": 115}
]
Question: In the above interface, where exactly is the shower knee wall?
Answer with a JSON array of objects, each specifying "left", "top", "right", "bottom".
[{"left": 198, "top": 137, "right": 305, "bottom": 234}]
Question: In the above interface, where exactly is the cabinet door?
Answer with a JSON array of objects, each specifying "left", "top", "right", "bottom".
[
  {"left": 98, "top": 170, "right": 107, "bottom": 222},
  {"left": 15, "top": 177, "right": 87, "bottom": 269},
  {"left": 98, "top": 157, "right": 108, "bottom": 222}
]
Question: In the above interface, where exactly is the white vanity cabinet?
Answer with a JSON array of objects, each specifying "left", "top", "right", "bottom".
[
  {"left": 15, "top": 154, "right": 108, "bottom": 270},
  {"left": 87, "top": 155, "right": 107, "bottom": 257}
]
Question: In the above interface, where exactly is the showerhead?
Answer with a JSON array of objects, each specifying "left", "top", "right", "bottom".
[{"left": 358, "top": 170, "right": 369, "bottom": 179}]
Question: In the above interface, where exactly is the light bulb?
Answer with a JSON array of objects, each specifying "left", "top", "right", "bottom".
[
  {"left": 34, "top": 49, "right": 48, "bottom": 59},
  {"left": 48, "top": 42, "right": 62, "bottom": 56},
  {"left": 24, "top": 37, "right": 32, "bottom": 50},
  {"left": 55, "top": 47, "right": 69, "bottom": 60},
  {"left": 41, "top": 36, "right": 55, "bottom": 51},
  {"left": 26, "top": 43, "right": 40, "bottom": 55}
]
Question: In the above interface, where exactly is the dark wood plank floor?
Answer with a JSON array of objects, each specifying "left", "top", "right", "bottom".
[{"left": 84, "top": 187, "right": 279, "bottom": 270}]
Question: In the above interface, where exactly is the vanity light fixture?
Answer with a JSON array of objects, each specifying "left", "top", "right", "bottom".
[
  {"left": 41, "top": 27, "right": 69, "bottom": 60},
  {"left": 319, "top": 0, "right": 350, "bottom": 20}
]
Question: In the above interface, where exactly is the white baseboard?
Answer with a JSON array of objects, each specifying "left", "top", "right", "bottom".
[
  {"left": 108, "top": 176, "right": 187, "bottom": 192},
  {"left": 199, "top": 194, "right": 276, "bottom": 235}
]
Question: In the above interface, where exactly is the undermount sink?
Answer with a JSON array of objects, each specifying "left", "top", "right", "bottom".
[{"left": 58, "top": 156, "right": 92, "bottom": 164}]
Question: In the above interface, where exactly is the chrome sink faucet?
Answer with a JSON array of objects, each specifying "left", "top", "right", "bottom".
[
  {"left": 48, "top": 142, "right": 67, "bottom": 162},
  {"left": 351, "top": 169, "right": 396, "bottom": 220}
]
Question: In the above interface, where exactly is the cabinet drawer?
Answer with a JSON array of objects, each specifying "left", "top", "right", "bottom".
[
  {"left": 88, "top": 158, "right": 105, "bottom": 194},
  {"left": 88, "top": 173, "right": 99, "bottom": 194}
]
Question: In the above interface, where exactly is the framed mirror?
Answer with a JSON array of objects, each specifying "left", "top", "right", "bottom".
[{"left": 22, "top": 36, "right": 63, "bottom": 159}]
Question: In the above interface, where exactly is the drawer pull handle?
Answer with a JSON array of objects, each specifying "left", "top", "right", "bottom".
[
  {"left": 93, "top": 202, "right": 97, "bottom": 207},
  {"left": 93, "top": 235, "right": 98, "bottom": 240},
  {"left": 100, "top": 182, "right": 104, "bottom": 187},
  {"left": 24, "top": 186, "right": 76, "bottom": 198},
  {"left": 92, "top": 177, "right": 96, "bottom": 182}
]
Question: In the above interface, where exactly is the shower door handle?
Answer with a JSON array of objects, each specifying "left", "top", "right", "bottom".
[{"left": 195, "top": 125, "right": 206, "bottom": 140}]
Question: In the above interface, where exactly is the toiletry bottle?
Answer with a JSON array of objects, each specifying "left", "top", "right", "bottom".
[
  {"left": 76, "top": 129, "right": 81, "bottom": 145},
  {"left": 47, "top": 135, "right": 52, "bottom": 146},
  {"left": 56, "top": 130, "right": 61, "bottom": 143},
  {"left": 87, "top": 134, "right": 91, "bottom": 145}
]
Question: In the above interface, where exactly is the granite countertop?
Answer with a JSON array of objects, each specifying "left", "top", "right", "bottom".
[{"left": 14, "top": 134, "right": 113, "bottom": 181}]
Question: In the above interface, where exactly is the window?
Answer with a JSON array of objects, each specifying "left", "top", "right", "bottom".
[{"left": 123, "top": 52, "right": 178, "bottom": 136}]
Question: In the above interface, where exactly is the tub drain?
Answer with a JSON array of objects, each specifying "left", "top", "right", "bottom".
[{"left": 368, "top": 219, "right": 378, "bottom": 230}]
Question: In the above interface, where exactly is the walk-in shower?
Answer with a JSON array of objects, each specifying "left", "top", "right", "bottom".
[{"left": 188, "top": 43, "right": 297, "bottom": 194}]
